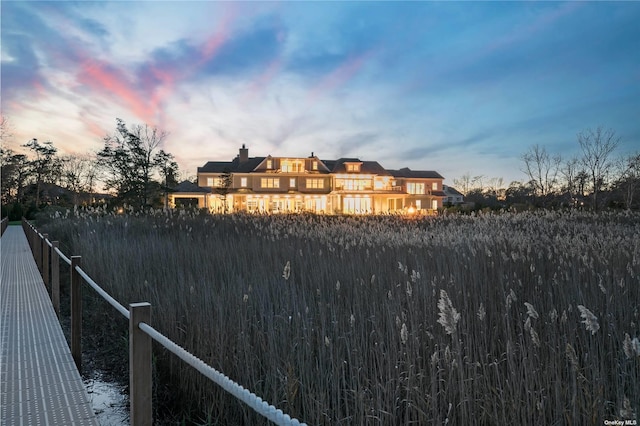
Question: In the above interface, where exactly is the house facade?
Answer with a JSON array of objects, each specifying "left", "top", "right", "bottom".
[
  {"left": 170, "top": 145, "right": 445, "bottom": 214},
  {"left": 443, "top": 185, "right": 465, "bottom": 205}
]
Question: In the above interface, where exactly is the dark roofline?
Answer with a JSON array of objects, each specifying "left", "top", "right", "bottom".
[{"left": 388, "top": 168, "right": 444, "bottom": 179}]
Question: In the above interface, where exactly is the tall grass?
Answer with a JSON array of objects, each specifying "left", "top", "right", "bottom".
[{"left": 39, "top": 208, "right": 640, "bottom": 424}]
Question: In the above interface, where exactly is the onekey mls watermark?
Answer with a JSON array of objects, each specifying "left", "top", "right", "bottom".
[{"left": 603, "top": 420, "right": 637, "bottom": 426}]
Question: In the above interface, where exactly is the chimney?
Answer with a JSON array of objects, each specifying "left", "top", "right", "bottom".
[{"left": 239, "top": 144, "right": 248, "bottom": 163}]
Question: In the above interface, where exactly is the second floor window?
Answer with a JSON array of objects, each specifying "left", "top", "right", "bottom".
[
  {"left": 240, "top": 177, "right": 248, "bottom": 187},
  {"left": 207, "top": 177, "right": 222, "bottom": 187},
  {"left": 261, "top": 178, "right": 279, "bottom": 188},
  {"left": 337, "top": 178, "right": 371, "bottom": 191},
  {"left": 432, "top": 182, "right": 439, "bottom": 191},
  {"left": 306, "top": 178, "right": 324, "bottom": 189},
  {"left": 407, "top": 182, "right": 425, "bottom": 194},
  {"left": 266, "top": 159, "right": 273, "bottom": 169}
]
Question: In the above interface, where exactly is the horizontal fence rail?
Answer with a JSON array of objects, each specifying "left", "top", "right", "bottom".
[{"left": 21, "top": 219, "right": 306, "bottom": 426}]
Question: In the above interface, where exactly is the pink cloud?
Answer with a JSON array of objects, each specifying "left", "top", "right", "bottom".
[
  {"left": 199, "top": 4, "right": 237, "bottom": 65},
  {"left": 77, "top": 58, "right": 157, "bottom": 124},
  {"left": 306, "top": 49, "right": 378, "bottom": 105}
]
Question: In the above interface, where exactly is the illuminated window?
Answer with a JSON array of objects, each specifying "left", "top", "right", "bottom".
[
  {"left": 346, "top": 163, "right": 361, "bottom": 172},
  {"left": 374, "top": 179, "right": 389, "bottom": 190},
  {"left": 240, "top": 177, "right": 248, "bottom": 187},
  {"left": 416, "top": 200, "right": 422, "bottom": 210},
  {"left": 336, "top": 178, "right": 371, "bottom": 191},
  {"left": 266, "top": 159, "right": 273, "bottom": 169},
  {"left": 343, "top": 197, "right": 371, "bottom": 214},
  {"left": 305, "top": 178, "right": 324, "bottom": 189},
  {"left": 432, "top": 182, "right": 438, "bottom": 190},
  {"left": 281, "top": 160, "right": 304, "bottom": 173},
  {"left": 312, "top": 161, "right": 318, "bottom": 170},
  {"left": 207, "top": 177, "right": 222, "bottom": 187},
  {"left": 261, "top": 178, "right": 280, "bottom": 188},
  {"left": 290, "top": 178, "right": 296, "bottom": 187},
  {"left": 407, "top": 183, "right": 425, "bottom": 194}
]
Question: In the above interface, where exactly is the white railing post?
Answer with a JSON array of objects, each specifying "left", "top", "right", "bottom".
[
  {"left": 51, "top": 241, "right": 60, "bottom": 316},
  {"left": 130, "top": 302, "right": 152, "bottom": 426},
  {"left": 71, "top": 256, "right": 82, "bottom": 371}
]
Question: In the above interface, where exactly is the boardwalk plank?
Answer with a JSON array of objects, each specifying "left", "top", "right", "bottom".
[{"left": 1, "top": 226, "right": 98, "bottom": 425}]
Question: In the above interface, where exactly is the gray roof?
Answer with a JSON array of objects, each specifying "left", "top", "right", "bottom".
[
  {"left": 323, "top": 158, "right": 392, "bottom": 176},
  {"left": 198, "top": 157, "right": 266, "bottom": 173},
  {"left": 198, "top": 153, "right": 443, "bottom": 180},
  {"left": 173, "top": 180, "right": 211, "bottom": 193},
  {"left": 444, "top": 186, "right": 464, "bottom": 196},
  {"left": 388, "top": 168, "right": 444, "bottom": 179}
]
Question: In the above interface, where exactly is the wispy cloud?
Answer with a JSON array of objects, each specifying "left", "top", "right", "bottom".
[
  {"left": 306, "top": 48, "right": 378, "bottom": 106},
  {"left": 2, "top": 1, "right": 639, "bottom": 184}
]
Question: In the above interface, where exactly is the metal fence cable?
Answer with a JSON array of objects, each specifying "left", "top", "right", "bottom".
[{"left": 138, "top": 322, "right": 306, "bottom": 426}]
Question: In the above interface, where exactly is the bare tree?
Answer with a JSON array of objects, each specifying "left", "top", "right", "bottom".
[
  {"left": 614, "top": 152, "right": 640, "bottom": 210},
  {"left": 577, "top": 127, "right": 620, "bottom": 210},
  {"left": 60, "top": 154, "right": 99, "bottom": 206},
  {"left": 453, "top": 172, "right": 473, "bottom": 195},
  {"left": 559, "top": 156, "right": 583, "bottom": 207},
  {"left": 486, "top": 177, "right": 504, "bottom": 199},
  {"left": 0, "top": 116, "right": 12, "bottom": 143},
  {"left": 453, "top": 173, "right": 486, "bottom": 195},
  {"left": 521, "top": 144, "right": 561, "bottom": 199}
]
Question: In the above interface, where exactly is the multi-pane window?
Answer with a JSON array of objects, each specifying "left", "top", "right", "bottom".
[
  {"left": 343, "top": 197, "right": 371, "bottom": 214},
  {"left": 240, "top": 177, "right": 248, "bottom": 187},
  {"left": 407, "top": 182, "right": 425, "bottom": 194},
  {"left": 305, "top": 178, "right": 324, "bottom": 189},
  {"left": 266, "top": 159, "right": 273, "bottom": 169},
  {"left": 261, "top": 178, "right": 280, "bottom": 188},
  {"left": 432, "top": 182, "right": 438, "bottom": 191},
  {"left": 312, "top": 161, "right": 318, "bottom": 170},
  {"left": 207, "top": 177, "right": 222, "bottom": 187},
  {"left": 336, "top": 178, "right": 371, "bottom": 191},
  {"left": 290, "top": 178, "right": 296, "bottom": 187},
  {"left": 346, "top": 163, "right": 361, "bottom": 172},
  {"left": 281, "top": 160, "right": 304, "bottom": 173}
]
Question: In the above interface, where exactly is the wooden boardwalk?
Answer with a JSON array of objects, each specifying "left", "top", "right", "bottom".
[{"left": 1, "top": 226, "right": 98, "bottom": 425}]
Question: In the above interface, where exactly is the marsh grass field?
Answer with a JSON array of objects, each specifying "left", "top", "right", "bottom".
[{"left": 39, "top": 209, "right": 639, "bottom": 425}]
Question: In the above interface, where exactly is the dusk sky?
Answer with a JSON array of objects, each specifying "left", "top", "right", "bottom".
[{"left": 2, "top": 1, "right": 639, "bottom": 186}]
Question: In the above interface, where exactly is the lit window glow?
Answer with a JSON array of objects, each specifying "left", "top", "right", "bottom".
[{"left": 261, "top": 178, "right": 280, "bottom": 188}]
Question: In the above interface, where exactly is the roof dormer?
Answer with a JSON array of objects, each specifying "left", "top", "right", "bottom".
[{"left": 345, "top": 161, "right": 363, "bottom": 173}]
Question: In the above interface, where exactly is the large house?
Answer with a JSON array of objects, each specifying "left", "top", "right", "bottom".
[{"left": 170, "top": 145, "right": 445, "bottom": 214}]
